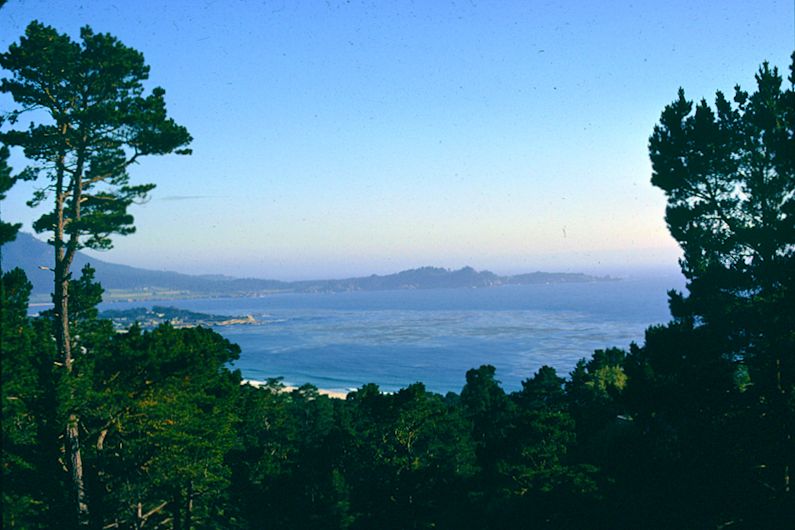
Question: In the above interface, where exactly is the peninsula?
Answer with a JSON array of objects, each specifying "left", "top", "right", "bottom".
[
  {"left": 8, "top": 233, "right": 615, "bottom": 302},
  {"left": 99, "top": 306, "right": 256, "bottom": 331}
]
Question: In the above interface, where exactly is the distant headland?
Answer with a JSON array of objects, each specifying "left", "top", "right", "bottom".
[{"left": 6, "top": 233, "right": 615, "bottom": 302}]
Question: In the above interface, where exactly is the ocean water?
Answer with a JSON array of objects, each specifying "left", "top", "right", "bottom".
[{"left": 99, "top": 273, "right": 685, "bottom": 394}]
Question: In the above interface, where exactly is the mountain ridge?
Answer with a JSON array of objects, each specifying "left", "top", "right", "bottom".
[{"left": 3, "top": 233, "right": 614, "bottom": 301}]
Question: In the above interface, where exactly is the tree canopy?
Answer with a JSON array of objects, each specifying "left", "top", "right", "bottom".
[
  {"left": 630, "top": 52, "right": 795, "bottom": 528},
  {"left": 0, "top": 21, "right": 192, "bottom": 252},
  {"left": 1, "top": 21, "right": 192, "bottom": 526},
  {"left": 0, "top": 145, "right": 20, "bottom": 247}
]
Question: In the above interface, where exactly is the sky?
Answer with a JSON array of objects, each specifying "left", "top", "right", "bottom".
[{"left": 1, "top": 0, "right": 793, "bottom": 280}]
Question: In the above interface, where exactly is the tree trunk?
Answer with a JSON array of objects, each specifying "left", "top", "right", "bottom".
[
  {"left": 54, "top": 154, "right": 90, "bottom": 526},
  {"left": 133, "top": 501, "right": 142, "bottom": 530},
  {"left": 58, "top": 271, "right": 89, "bottom": 527},
  {"left": 185, "top": 482, "right": 193, "bottom": 530},
  {"left": 67, "top": 413, "right": 88, "bottom": 523}
]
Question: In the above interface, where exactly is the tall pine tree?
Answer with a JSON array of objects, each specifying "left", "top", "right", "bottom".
[{"left": 0, "top": 22, "right": 192, "bottom": 526}]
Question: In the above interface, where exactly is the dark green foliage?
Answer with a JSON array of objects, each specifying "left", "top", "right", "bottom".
[
  {"left": 231, "top": 381, "right": 478, "bottom": 530},
  {"left": 625, "top": 53, "right": 795, "bottom": 529},
  {"left": 1, "top": 269, "right": 65, "bottom": 529},
  {"left": 2, "top": 22, "right": 193, "bottom": 524},
  {"left": 80, "top": 324, "right": 242, "bottom": 529},
  {"left": 1, "top": 269, "right": 45, "bottom": 528},
  {"left": 460, "top": 365, "right": 514, "bottom": 469},
  {"left": 232, "top": 381, "right": 354, "bottom": 530},
  {"left": 516, "top": 365, "right": 566, "bottom": 411},
  {"left": 0, "top": 21, "right": 192, "bottom": 251},
  {"left": 344, "top": 383, "right": 476, "bottom": 529},
  {"left": 223, "top": 365, "right": 609, "bottom": 530},
  {"left": 2, "top": 266, "right": 245, "bottom": 529},
  {"left": 565, "top": 347, "right": 627, "bottom": 442},
  {"left": 647, "top": 55, "right": 795, "bottom": 409},
  {"left": 0, "top": 145, "right": 21, "bottom": 247}
]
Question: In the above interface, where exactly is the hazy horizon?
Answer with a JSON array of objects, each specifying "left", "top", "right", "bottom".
[
  {"left": 15, "top": 230, "right": 682, "bottom": 282},
  {"left": 87, "top": 246, "right": 685, "bottom": 282},
  {"left": 2, "top": 1, "right": 792, "bottom": 280},
  {"left": 80, "top": 235, "right": 681, "bottom": 282}
]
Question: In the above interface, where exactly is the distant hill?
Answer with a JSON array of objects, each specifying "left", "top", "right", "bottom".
[
  {"left": 2, "top": 233, "right": 614, "bottom": 301},
  {"left": 289, "top": 266, "right": 610, "bottom": 292},
  {"left": 1, "top": 233, "right": 288, "bottom": 299}
]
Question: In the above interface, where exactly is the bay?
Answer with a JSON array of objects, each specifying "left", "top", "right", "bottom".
[{"left": 99, "top": 272, "right": 684, "bottom": 394}]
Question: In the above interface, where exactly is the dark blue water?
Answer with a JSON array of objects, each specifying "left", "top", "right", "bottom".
[{"left": 98, "top": 273, "right": 684, "bottom": 394}]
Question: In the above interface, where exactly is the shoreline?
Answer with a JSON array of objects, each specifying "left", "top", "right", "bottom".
[{"left": 242, "top": 379, "right": 350, "bottom": 400}]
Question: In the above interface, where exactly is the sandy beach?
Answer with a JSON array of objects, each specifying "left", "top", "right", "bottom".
[{"left": 242, "top": 379, "right": 349, "bottom": 399}]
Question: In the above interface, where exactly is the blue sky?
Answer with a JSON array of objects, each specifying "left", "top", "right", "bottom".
[{"left": 1, "top": 0, "right": 793, "bottom": 279}]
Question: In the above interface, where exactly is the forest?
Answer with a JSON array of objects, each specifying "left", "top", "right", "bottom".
[{"left": 1, "top": 20, "right": 794, "bottom": 530}]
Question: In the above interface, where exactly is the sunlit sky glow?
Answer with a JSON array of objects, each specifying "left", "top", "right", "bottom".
[{"left": 1, "top": 0, "right": 793, "bottom": 279}]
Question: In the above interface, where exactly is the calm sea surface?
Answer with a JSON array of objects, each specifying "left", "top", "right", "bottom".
[{"left": 99, "top": 274, "right": 685, "bottom": 394}]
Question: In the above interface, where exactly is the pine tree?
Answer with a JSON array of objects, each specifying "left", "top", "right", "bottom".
[{"left": 1, "top": 22, "right": 192, "bottom": 526}]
